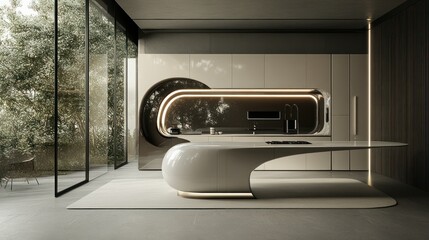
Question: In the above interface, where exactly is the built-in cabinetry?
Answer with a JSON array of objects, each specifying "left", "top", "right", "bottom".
[
  {"left": 138, "top": 54, "right": 368, "bottom": 170},
  {"left": 331, "top": 54, "right": 369, "bottom": 171},
  {"left": 331, "top": 55, "right": 350, "bottom": 170},
  {"left": 349, "top": 54, "right": 369, "bottom": 170},
  {"left": 262, "top": 54, "right": 331, "bottom": 170}
]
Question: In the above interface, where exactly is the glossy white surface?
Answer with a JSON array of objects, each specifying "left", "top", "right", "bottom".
[
  {"left": 332, "top": 151, "right": 350, "bottom": 170},
  {"left": 306, "top": 152, "right": 331, "bottom": 170},
  {"left": 332, "top": 116, "right": 350, "bottom": 141},
  {"left": 232, "top": 54, "right": 265, "bottom": 88},
  {"left": 331, "top": 54, "right": 351, "bottom": 170},
  {"left": 190, "top": 54, "right": 232, "bottom": 88},
  {"left": 349, "top": 54, "right": 369, "bottom": 169},
  {"left": 180, "top": 135, "right": 335, "bottom": 171},
  {"left": 162, "top": 141, "right": 407, "bottom": 195},
  {"left": 265, "top": 54, "right": 306, "bottom": 88},
  {"left": 306, "top": 54, "right": 331, "bottom": 90},
  {"left": 332, "top": 54, "right": 350, "bottom": 116},
  {"left": 139, "top": 54, "right": 190, "bottom": 90}
]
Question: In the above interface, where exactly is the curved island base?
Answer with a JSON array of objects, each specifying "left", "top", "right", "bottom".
[{"left": 162, "top": 141, "right": 406, "bottom": 198}]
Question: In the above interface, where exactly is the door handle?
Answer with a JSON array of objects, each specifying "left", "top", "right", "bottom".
[{"left": 353, "top": 96, "right": 358, "bottom": 136}]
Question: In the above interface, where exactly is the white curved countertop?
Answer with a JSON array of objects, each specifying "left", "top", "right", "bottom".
[{"left": 162, "top": 141, "right": 407, "bottom": 198}]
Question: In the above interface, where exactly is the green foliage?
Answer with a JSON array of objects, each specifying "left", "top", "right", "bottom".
[
  {"left": 0, "top": 0, "right": 135, "bottom": 169},
  {"left": 0, "top": 0, "right": 55, "bottom": 160}
]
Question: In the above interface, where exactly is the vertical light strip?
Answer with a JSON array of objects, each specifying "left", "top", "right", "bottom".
[
  {"left": 367, "top": 19, "right": 372, "bottom": 185},
  {"left": 54, "top": 0, "right": 58, "bottom": 197},
  {"left": 85, "top": 0, "right": 90, "bottom": 182}
]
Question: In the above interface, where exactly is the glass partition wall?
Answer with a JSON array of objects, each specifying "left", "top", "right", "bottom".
[
  {"left": 112, "top": 23, "right": 127, "bottom": 168},
  {"left": 54, "top": 0, "right": 138, "bottom": 196},
  {"left": 88, "top": 1, "right": 113, "bottom": 180},
  {"left": 127, "top": 39, "right": 138, "bottom": 162},
  {"left": 55, "top": 0, "right": 87, "bottom": 193}
]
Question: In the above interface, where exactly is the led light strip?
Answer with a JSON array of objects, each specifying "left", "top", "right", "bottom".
[
  {"left": 368, "top": 19, "right": 372, "bottom": 185},
  {"left": 178, "top": 191, "right": 254, "bottom": 199}
]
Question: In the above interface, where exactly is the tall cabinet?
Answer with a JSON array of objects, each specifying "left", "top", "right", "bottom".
[
  {"left": 349, "top": 54, "right": 369, "bottom": 170},
  {"left": 331, "top": 55, "right": 350, "bottom": 170},
  {"left": 331, "top": 54, "right": 369, "bottom": 170}
]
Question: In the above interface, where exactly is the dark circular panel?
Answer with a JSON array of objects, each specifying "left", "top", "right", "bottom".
[{"left": 140, "top": 78, "right": 210, "bottom": 146}]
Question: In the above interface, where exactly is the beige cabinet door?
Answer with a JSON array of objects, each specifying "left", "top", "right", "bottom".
[
  {"left": 349, "top": 54, "right": 369, "bottom": 170},
  {"left": 331, "top": 54, "right": 350, "bottom": 170},
  {"left": 264, "top": 54, "right": 332, "bottom": 170},
  {"left": 305, "top": 54, "right": 332, "bottom": 170}
]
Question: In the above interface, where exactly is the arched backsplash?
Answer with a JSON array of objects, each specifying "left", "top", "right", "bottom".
[{"left": 157, "top": 89, "right": 331, "bottom": 137}]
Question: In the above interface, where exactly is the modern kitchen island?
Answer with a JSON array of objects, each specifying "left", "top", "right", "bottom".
[{"left": 162, "top": 141, "right": 407, "bottom": 198}]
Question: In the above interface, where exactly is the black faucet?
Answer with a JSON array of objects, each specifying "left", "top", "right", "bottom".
[{"left": 284, "top": 104, "right": 299, "bottom": 134}]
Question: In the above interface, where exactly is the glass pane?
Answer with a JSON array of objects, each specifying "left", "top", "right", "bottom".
[
  {"left": 57, "top": 0, "right": 86, "bottom": 191},
  {"left": 114, "top": 23, "right": 127, "bottom": 167},
  {"left": 0, "top": 0, "right": 55, "bottom": 182},
  {"left": 88, "top": 0, "right": 113, "bottom": 179},
  {"left": 127, "top": 39, "right": 138, "bottom": 162}
]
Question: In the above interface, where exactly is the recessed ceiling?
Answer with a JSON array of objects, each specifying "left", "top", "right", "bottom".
[{"left": 116, "top": 0, "right": 406, "bottom": 30}]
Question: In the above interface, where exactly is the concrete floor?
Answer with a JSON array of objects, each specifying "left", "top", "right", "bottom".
[{"left": 1, "top": 160, "right": 429, "bottom": 240}]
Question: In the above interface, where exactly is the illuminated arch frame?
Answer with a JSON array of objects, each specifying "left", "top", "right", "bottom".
[{"left": 157, "top": 89, "right": 331, "bottom": 137}]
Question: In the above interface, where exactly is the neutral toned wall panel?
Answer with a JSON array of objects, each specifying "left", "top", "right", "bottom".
[
  {"left": 332, "top": 116, "right": 349, "bottom": 141},
  {"left": 139, "top": 54, "right": 190, "bottom": 87},
  {"left": 232, "top": 55, "right": 265, "bottom": 88},
  {"left": 349, "top": 54, "right": 369, "bottom": 170},
  {"left": 349, "top": 54, "right": 368, "bottom": 141},
  {"left": 306, "top": 54, "right": 331, "bottom": 92},
  {"left": 265, "top": 155, "right": 306, "bottom": 170},
  {"left": 332, "top": 54, "right": 350, "bottom": 116},
  {"left": 190, "top": 54, "right": 232, "bottom": 88},
  {"left": 331, "top": 54, "right": 351, "bottom": 170},
  {"left": 350, "top": 149, "right": 369, "bottom": 170},
  {"left": 332, "top": 116, "right": 350, "bottom": 170},
  {"left": 332, "top": 151, "right": 350, "bottom": 170},
  {"left": 265, "top": 54, "right": 306, "bottom": 88},
  {"left": 138, "top": 54, "right": 190, "bottom": 104},
  {"left": 306, "top": 152, "right": 331, "bottom": 170}
]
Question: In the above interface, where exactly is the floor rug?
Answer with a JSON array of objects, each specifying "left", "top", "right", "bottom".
[{"left": 68, "top": 178, "right": 396, "bottom": 209}]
